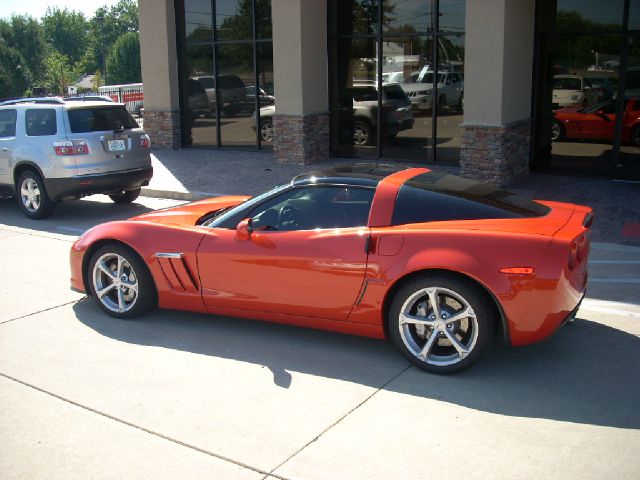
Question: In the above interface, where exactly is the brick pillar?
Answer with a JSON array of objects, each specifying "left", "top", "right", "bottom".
[
  {"left": 272, "top": 0, "right": 329, "bottom": 164},
  {"left": 143, "top": 111, "right": 181, "bottom": 149},
  {"left": 461, "top": 0, "right": 535, "bottom": 185}
]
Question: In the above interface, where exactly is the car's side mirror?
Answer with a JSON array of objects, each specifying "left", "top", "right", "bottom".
[{"left": 236, "top": 218, "right": 253, "bottom": 241}]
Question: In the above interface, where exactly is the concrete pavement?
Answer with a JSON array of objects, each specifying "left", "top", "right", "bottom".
[{"left": 1, "top": 193, "right": 639, "bottom": 479}]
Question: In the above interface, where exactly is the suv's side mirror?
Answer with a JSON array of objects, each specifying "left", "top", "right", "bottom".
[{"left": 236, "top": 218, "right": 253, "bottom": 241}]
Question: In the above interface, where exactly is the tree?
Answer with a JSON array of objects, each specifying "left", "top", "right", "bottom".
[
  {"left": 0, "top": 42, "right": 31, "bottom": 98},
  {"left": 42, "top": 7, "right": 89, "bottom": 66},
  {"left": 0, "top": 15, "right": 46, "bottom": 81},
  {"left": 106, "top": 32, "right": 141, "bottom": 84},
  {"left": 41, "top": 51, "right": 76, "bottom": 94},
  {"left": 91, "top": 70, "right": 104, "bottom": 90},
  {"left": 87, "top": 0, "right": 138, "bottom": 79}
]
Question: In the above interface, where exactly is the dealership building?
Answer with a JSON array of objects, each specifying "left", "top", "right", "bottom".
[{"left": 138, "top": 0, "right": 640, "bottom": 185}]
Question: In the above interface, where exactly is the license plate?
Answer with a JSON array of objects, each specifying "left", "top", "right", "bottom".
[{"left": 108, "top": 139, "right": 126, "bottom": 152}]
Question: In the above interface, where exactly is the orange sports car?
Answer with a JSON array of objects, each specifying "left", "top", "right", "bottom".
[{"left": 70, "top": 165, "right": 592, "bottom": 373}]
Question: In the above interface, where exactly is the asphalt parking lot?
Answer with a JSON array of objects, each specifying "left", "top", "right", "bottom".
[{"left": 1, "top": 194, "right": 639, "bottom": 479}]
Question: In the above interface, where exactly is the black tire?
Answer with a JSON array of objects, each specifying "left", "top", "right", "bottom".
[
  {"left": 15, "top": 170, "right": 55, "bottom": 219},
  {"left": 353, "top": 120, "right": 373, "bottom": 146},
  {"left": 631, "top": 124, "right": 640, "bottom": 147},
  {"left": 109, "top": 188, "right": 141, "bottom": 204},
  {"left": 87, "top": 243, "right": 157, "bottom": 319},
  {"left": 551, "top": 120, "right": 565, "bottom": 142},
  {"left": 388, "top": 274, "right": 496, "bottom": 374},
  {"left": 223, "top": 105, "right": 237, "bottom": 117}
]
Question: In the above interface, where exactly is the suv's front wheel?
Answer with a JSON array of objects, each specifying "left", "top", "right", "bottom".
[{"left": 16, "top": 170, "right": 55, "bottom": 219}]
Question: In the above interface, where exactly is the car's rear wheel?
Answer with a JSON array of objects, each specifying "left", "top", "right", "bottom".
[
  {"left": 109, "top": 188, "right": 141, "bottom": 204},
  {"left": 353, "top": 120, "right": 372, "bottom": 146},
  {"left": 551, "top": 120, "right": 565, "bottom": 142},
  {"left": 16, "top": 170, "right": 55, "bottom": 219},
  {"left": 388, "top": 275, "right": 496, "bottom": 374},
  {"left": 87, "top": 243, "right": 156, "bottom": 319}
]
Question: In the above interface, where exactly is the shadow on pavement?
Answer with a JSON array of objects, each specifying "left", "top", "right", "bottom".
[
  {"left": 0, "top": 196, "right": 157, "bottom": 237},
  {"left": 73, "top": 299, "right": 640, "bottom": 430}
]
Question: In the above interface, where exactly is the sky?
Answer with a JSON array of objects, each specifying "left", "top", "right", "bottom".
[{"left": 0, "top": 0, "right": 124, "bottom": 20}]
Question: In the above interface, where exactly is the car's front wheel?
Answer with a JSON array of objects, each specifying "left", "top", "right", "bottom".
[
  {"left": 353, "top": 120, "right": 372, "bottom": 146},
  {"left": 109, "top": 188, "right": 141, "bottom": 204},
  {"left": 87, "top": 243, "right": 156, "bottom": 319},
  {"left": 388, "top": 275, "right": 496, "bottom": 374},
  {"left": 15, "top": 170, "right": 55, "bottom": 219},
  {"left": 260, "top": 118, "right": 274, "bottom": 142}
]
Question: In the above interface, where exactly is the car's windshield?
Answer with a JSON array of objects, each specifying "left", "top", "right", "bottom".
[{"left": 205, "top": 183, "right": 291, "bottom": 228}]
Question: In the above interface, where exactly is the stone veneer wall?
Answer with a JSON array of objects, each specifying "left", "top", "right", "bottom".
[
  {"left": 273, "top": 113, "right": 330, "bottom": 165},
  {"left": 143, "top": 111, "right": 181, "bottom": 149},
  {"left": 460, "top": 119, "right": 531, "bottom": 187}
]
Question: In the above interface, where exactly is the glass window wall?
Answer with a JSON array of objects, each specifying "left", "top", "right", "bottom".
[
  {"left": 329, "top": 0, "right": 465, "bottom": 163},
  {"left": 177, "top": 0, "right": 272, "bottom": 149}
]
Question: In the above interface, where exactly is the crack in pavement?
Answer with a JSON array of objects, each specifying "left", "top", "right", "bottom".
[
  {"left": 265, "top": 363, "right": 413, "bottom": 480},
  {"left": 0, "top": 372, "right": 289, "bottom": 480},
  {"left": 0, "top": 300, "right": 84, "bottom": 326}
]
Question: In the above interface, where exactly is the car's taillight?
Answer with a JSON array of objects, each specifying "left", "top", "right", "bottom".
[
  {"left": 140, "top": 134, "right": 151, "bottom": 148},
  {"left": 53, "top": 140, "right": 89, "bottom": 155}
]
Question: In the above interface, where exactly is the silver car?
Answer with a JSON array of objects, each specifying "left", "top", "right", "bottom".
[{"left": 0, "top": 98, "right": 152, "bottom": 219}]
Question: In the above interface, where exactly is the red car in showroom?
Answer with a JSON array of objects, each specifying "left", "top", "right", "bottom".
[
  {"left": 552, "top": 97, "right": 640, "bottom": 146},
  {"left": 70, "top": 165, "right": 592, "bottom": 373}
]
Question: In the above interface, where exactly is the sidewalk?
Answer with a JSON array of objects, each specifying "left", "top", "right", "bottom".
[{"left": 143, "top": 149, "right": 640, "bottom": 246}]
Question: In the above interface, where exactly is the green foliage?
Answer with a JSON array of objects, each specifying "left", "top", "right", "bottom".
[
  {"left": 42, "top": 7, "right": 88, "bottom": 65},
  {"left": 41, "top": 51, "right": 78, "bottom": 94},
  {"left": 106, "top": 32, "right": 141, "bottom": 84},
  {"left": 0, "top": 42, "right": 31, "bottom": 97},
  {"left": 0, "top": 15, "right": 47, "bottom": 78}
]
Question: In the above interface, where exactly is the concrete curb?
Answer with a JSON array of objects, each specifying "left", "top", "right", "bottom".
[{"left": 141, "top": 188, "right": 219, "bottom": 201}]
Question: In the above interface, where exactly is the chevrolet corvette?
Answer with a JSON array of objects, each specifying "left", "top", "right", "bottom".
[{"left": 70, "top": 165, "right": 592, "bottom": 373}]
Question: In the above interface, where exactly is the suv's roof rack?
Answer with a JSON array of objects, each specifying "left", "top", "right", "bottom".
[{"left": 1, "top": 97, "right": 66, "bottom": 106}]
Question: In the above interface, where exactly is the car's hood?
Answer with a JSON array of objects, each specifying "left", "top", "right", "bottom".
[{"left": 130, "top": 195, "right": 250, "bottom": 226}]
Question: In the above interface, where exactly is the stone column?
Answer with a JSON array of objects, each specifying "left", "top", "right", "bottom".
[
  {"left": 460, "top": 0, "right": 535, "bottom": 186},
  {"left": 271, "top": 0, "right": 329, "bottom": 164},
  {"left": 138, "top": 0, "right": 181, "bottom": 149}
]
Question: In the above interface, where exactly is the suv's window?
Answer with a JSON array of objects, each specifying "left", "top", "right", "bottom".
[
  {"left": 0, "top": 109, "right": 17, "bottom": 138},
  {"left": 249, "top": 186, "right": 375, "bottom": 231},
  {"left": 392, "top": 172, "right": 550, "bottom": 225},
  {"left": 67, "top": 106, "right": 139, "bottom": 133},
  {"left": 197, "top": 77, "right": 215, "bottom": 89},
  {"left": 26, "top": 109, "right": 57, "bottom": 136}
]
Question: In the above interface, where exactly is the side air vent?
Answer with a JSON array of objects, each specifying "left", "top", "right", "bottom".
[{"left": 156, "top": 253, "right": 198, "bottom": 292}]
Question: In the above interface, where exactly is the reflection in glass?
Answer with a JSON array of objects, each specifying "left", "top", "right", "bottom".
[
  {"left": 217, "top": 43, "right": 255, "bottom": 147},
  {"left": 255, "top": 42, "right": 274, "bottom": 147},
  {"left": 439, "top": 0, "right": 465, "bottom": 33},
  {"left": 618, "top": 37, "right": 640, "bottom": 177},
  {"left": 336, "top": 0, "right": 379, "bottom": 35},
  {"left": 184, "top": 0, "right": 213, "bottom": 40},
  {"left": 549, "top": 34, "right": 623, "bottom": 174},
  {"left": 256, "top": 0, "right": 272, "bottom": 39},
  {"left": 216, "top": 0, "right": 253, "bottom": 41},
  {"left": 556, "top": 0, "right": 624, "bottom": 31},
  {"left": 332, "top": 37, "right": 379, "bottom": 158},
  {"left": 383, "top": 0, "right": 433, "bottom": 34},
  {"left": 182, "top": 45, "right": 216, "bottom": 147}
]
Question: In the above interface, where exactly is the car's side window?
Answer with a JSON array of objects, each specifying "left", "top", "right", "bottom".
[
  {"left": 0, "top": 110, "right": 17, "bottom": 138},
  {"left": 25, "top": 109, "right": 57, "bottom": 136},
  {"left": 249, "top": 186, "right": 375, "bottom": 231}
]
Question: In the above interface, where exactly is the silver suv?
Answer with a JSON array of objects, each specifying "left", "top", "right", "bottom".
[{"left": 0, "top": 98, "right": 153, "bottom": 219}]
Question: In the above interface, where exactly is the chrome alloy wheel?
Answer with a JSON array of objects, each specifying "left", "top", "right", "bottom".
[
  {"left": 92, "top": 253, "right": 139, "bottom": 314},
  {"left": 260, "top": 121, "right": 274, "bottom": 142},
  {"left": 398, "top": 287, "right": 478, "bottom": 367},
  {"left": 550, "top": 122, "right": 561, "bottom": 141},
  {"left": 20, "top": 177, "right": 41, "bottom": 213},
  {"left": 353, "top": 122, "right": 369, "bottom": 145}
]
